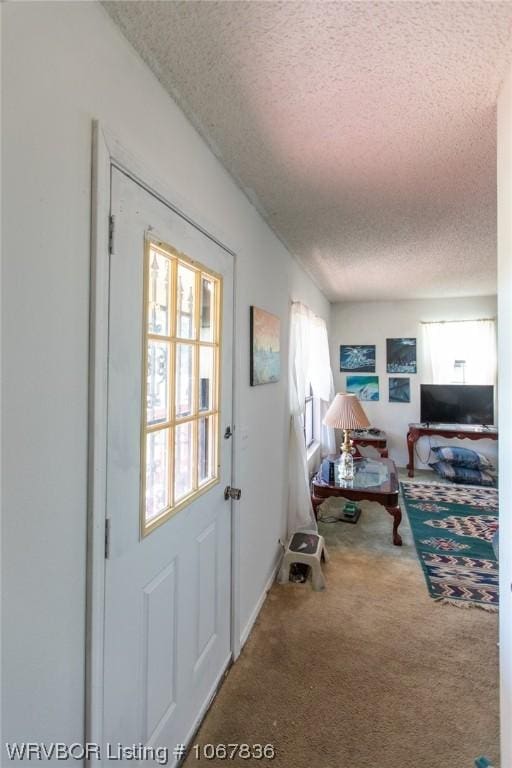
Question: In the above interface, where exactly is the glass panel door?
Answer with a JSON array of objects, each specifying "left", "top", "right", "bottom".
[{"left": 140, "top": 240, "right": 222, "bottom": 536}]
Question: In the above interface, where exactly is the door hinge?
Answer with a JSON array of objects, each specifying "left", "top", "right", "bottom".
[
  {"left": 109, "top": 214, "right": 116, "bottom": 255},
  {"left": 105, "top": 518, "right": 111, "bottom": 559}
]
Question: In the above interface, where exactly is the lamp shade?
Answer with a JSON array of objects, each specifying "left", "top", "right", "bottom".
[{"left": 323, "top": 392, "right": 371, "bottom": 430}]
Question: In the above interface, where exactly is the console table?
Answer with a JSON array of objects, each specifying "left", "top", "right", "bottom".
[{"left": 406, "top": 423, "right": 498, "bottom": 477}]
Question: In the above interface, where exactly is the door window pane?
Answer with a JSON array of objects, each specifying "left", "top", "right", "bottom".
[
  {"left": 199, "top": 346, "right": 214, "bottom": 412},
  {"left": 175, "top": 421, "right": 194, "bottom": 501},
  {"left": 199, "top": 415, "right": 215, "bottom": 485},
  {"left": 200, "top": 277, "right": 215, "bottom": 342},
  {"left": 145, "top": 429, "right": 170, "bottom": 522},
  {"left": 142, "top": 241, "right": 221, "bottom": 536},
  {"left": 176, "top": 343, "right": 195, "bottom": 418},
  {"left": 177, "top": 263, "right": 196, "bottom": 339},
  {"left": 147, "top": 340, "right": 170, "bottom": 426},
  {"left": 147, "top": 249, "right": 170, "bottom": 336}
]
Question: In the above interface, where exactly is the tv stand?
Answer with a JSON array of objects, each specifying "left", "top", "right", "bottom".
[{"left": 406, "top": 423, "right": 498, "bottom": 477}]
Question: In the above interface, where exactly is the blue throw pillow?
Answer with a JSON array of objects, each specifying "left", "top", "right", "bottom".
[
  {"left": 429, "top": 460, "right": 496, "bottom": 487},
  {"left": 430, "top": 445, "right": 495, "bottom": 473}
]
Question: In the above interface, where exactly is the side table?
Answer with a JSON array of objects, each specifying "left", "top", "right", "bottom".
[{"left": 349, "top": 429, "right": 388, "bottom": 458}]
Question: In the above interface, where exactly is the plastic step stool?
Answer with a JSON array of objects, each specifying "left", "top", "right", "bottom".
[{"left": 278, "top": 532, "right": 329, "bottom": 591}]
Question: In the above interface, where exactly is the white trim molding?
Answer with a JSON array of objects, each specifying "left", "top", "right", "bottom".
[
  {"left": 239, "top": 555, "right": 282, "bottom": 650},
  {"left": 86, "top": 121, "right": 241, "bottom": 762},
  {"left": 85, "top": 122, "right": 111, "bottom": 758}
]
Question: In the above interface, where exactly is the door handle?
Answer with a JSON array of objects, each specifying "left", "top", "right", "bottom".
[
  {"left": 224, "top": 426, "right": 233, "bottom": 439},
  {"left": 224, "top": 486, "right": 242, "bottom": 501}
]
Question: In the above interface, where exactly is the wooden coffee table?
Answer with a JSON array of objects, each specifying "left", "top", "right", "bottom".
[{"left": 311, "top": 456, "right": 402, "bottom": 546}]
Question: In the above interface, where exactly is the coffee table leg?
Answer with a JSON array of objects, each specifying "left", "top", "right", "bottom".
[
  {"left": 311, "top": 495, "right": 323, "bottom": 520},
  {"left": 386, "top": 505, "right": 403, "bottom": 546}
]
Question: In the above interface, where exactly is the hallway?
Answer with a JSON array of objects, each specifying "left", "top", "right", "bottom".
[{"left": 186, "top": 490, "right": 499, "bottom": 767}]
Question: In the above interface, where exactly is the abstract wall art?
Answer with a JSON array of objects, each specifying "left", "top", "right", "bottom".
[
  {"left": 386, "top": 337, "right": 417, "bottom": 373},
  {"left": 346, "top": 375, "right": 379, "bottom": 401},
  {"left": 340, "top": 344, "right": 376, "bottom": 372},
  {"left": 250, "top": 306, "right": 281, "bottom": 385},
  {"left": 389, "top": 377, "right": 411, "bottom": 403}
]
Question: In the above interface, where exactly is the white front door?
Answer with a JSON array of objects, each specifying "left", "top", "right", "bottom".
[{"left": 102, "top": 167, "right": 234, "bottom": 763}]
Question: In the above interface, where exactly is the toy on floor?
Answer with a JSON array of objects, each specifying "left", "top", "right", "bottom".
[
  {"left": 474, "top": 757, "right": 494, "bottom": 768},
  {"left": 340, "top": 500, "right": 361, "bottom": 523}
]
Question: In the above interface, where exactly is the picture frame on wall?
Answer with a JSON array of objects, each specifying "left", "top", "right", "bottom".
[
  {"left": 346, "top": 375, "right": 379, "bottom": 401},
  {"left": 389, "top": 377, "right": 410, "bottom": 403},
  {"left": 250, "top": 306, "right": 281, "bottom": 385},
  {"left": 340, "top": 344, "right": 376, "bottom": 372},
  {"left": 386, "top": 337, "right": 417, "bottom": 373}
]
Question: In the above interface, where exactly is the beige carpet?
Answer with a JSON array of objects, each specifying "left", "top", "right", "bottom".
[{"left": 185, "top": 478, "right": 499, "bottom": 768}]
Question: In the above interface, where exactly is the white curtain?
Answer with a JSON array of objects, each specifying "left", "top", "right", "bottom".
[
  {"left": 309, "top": 316, "right": 336, "bottom": 456},
  {"left": 287, "top": 302, "right": 334, "bottom": 538},
  {"left": 422, "top": 319, "right": 496, "bottom": 385}
]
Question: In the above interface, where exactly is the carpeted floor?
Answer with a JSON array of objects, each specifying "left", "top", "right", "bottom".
[{"left": 184, "top": 470, "right": 499, "bottom": 768}]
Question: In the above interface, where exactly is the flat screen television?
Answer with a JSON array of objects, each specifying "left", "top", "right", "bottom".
[{"left": 420, "top": 384, "right": 494, "bottom": 426}]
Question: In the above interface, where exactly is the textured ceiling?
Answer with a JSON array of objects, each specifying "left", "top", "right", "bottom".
[{"left": 104, "top": 1, "right": 512, "bottom": 302}]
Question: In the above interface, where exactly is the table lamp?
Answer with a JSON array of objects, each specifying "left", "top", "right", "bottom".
[{"left": 323, "top": 392, "right": 371, "bottom": 481}]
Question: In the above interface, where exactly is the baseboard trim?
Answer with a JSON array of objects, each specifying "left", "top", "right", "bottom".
[{"left": 239, "top": 554, "right": 281, "bottom": 650}]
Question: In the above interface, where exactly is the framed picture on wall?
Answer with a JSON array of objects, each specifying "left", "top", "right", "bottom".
[
  {"left": 389, "top": 377, "right": 410, "bottom": 403},
  {"left": 346, "top": 375, "right": 379, "bottom": 401},
  {"left": 250, "top": 306, "right": 281, "bottom": 385},
  {"left": 386, "top": 337, "right": 417, "bottom": 373},
  {"left": 340, "top": 344, "right": 376, "bottom": 372}
]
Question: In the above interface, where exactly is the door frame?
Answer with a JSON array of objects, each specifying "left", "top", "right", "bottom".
[{"left": 86, "top": 121, "right": 241, "bottom": 760}]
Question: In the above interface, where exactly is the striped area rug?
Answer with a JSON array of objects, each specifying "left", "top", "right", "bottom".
[{"left": 401, "top": 481, "right": 498, "bottom": 611}]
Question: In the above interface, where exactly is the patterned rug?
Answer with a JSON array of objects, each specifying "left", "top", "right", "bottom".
[{"left": 401, "top": 481, "right": 499, "bottom": 611}]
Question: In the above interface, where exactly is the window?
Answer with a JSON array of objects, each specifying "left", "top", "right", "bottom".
[
  {"left": 141, "top": 239, "right": 221, "bottom": 537},
  {"left": 304, "top": 385, "right": 314, "bottom": 448},
  {"left": 422, "top": 319, "right": 496, "bottom": 385}
]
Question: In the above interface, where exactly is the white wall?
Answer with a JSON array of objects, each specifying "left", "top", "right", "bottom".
[
  {"left": 330, "top": 296, "right": 498, "bottom": 468},
  {"left": 1, "top": 1, "right": 329, "bottom": 757},
  {"left": 497, "top": 61, "right": 512, "bottom": 768}
]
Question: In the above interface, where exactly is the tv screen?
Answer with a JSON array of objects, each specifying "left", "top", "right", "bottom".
[{"left": 420, "top": 384, "right": 494, "bottom": 426}]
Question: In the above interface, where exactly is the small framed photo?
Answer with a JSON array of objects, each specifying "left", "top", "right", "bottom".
[{"left": 389, "top": 377, "right": 410, "bottom": 403}]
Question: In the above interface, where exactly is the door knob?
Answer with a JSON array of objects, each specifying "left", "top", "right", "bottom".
[{"left": 224, "top": 486, "right": 242, "bottom": 501}]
